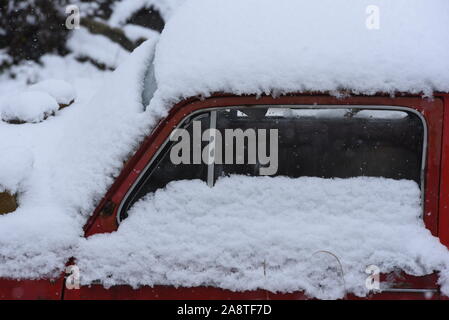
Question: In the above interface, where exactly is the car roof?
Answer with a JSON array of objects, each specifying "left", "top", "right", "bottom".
[{"left": 150, "top": 0, "right": 449, "bottom": 109}]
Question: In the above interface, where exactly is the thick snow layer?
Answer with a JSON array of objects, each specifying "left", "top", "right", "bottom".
[
  {"left": 0, "top": 54, "right": 110, "bottom": 102},
  {"left": 123, "top": 24, "right": 161, "bottom": 42},
  {"left": 0, "top": 147, "right": 33, "bottom": 194},
  {"left": 0, "top": 91, "right": 59, "bottom": 123},
  {"left": 29, "top": 79, "right": 77, "bottom": 106},
  {"left": 76, "top": 176, "right": 449, "bottom": 299},
  {"left": 0, "top": 38, "right": 159, "bottom": 279},
  {"left": 67, "top": 28, "right": 130, "bottom": 69},
  {"left": 152, "top": 0, "right": 449, "bottom": 109}
]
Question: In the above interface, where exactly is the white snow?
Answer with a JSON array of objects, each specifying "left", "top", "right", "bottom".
[
  {"left": 354, "top": 110, "right": 408, "bottom": 120},
  {"left": 76, "top": 176, "right": 449, "bottom": 299},
  {"left": 266, "top": 109, "right": 408, "bottom": 119},
  {"left": 0, "top": 49, "right": 11, "bottom": 65},
  {"left": 0, "top": 38, "right": 159, "bottom": 279},
  {"left": 123, "top": 24, "right": 160, "bottom": 42},
  {"left": 67, "top": 28, "right": 130, "bottom": 69},
  {"left": 151, "top": 0, "right": 449, "bottom": 112},
  {"left": 268, "top": 109, "right": 348, "bottom": 119},
  {"left": 0, "top": 91, "right": 59, "bottom": 123},
  {"left": 0, "top": 54, "right": 109, "bottom": 102},
  {"left": 0, "top": 147, "right": 33, "bottom": 194},
  {"left": 0, "top": 0, "right": 449, "bottom": 299},
  {"left": 29, "top": 79, "right": 77, "bottom": 106}
]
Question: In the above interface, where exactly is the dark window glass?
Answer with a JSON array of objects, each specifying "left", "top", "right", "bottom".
[
  {"left": 214, "top": 107, "right": 424, "bottom": 184},
  {"left": 119, "top": 106, "right": 425, "bottom": 222},
  {"left": 119, "top": 112, "right": 210, "bottom": 221}
]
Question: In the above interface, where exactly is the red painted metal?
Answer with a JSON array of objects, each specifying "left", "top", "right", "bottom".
[
  {"left": 0, "top": 276, "right": 64, "bottom": 300},
  {"left": 438, "top": 94, "right": 449, "bottom": 248},
  {"left": 64, "top": 285, "right": 440, "bottom": 300},
  {"left": 64, "top": 270, "right": 441, "bottom": 301},
  {"left": 64, "top": 285, "right": 269, "bottom": 300}
]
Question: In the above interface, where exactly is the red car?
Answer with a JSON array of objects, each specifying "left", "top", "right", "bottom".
[
  {"left": 1, "top": 0, "right": 449, "bottom": 300},
  {"left": 1, "top": 92, "right": 448, "bottom": 300}
]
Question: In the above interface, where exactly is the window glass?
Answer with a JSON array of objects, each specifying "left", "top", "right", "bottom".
[
  {"left": 214, "top": 107, "right": 424, "bottom": 183},
  {"left": 142, "top": 62, "right": 157, "bottom": 107},
  {"left": 119, "top": 112, "right": 210, "bottom": 221},
  {"left": 119, "top": 106, "right": 425, "bottom": 222}
]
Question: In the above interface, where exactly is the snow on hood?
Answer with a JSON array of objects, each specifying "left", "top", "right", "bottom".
[
  {"left": 29, "top": 79, "right": 77, "bottom": 106},
  {"left": 151, "top": 0, "right": 449, "bottom": 109},
  {"left": 0, "top": 91, "right": 59, "bottom": 124},
  {"left": 0, "top": 37, "right": 159, "bottom": 279}
]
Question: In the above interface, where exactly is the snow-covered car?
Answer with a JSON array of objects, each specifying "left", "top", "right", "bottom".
[{"left": 1, "top": 0, "right": 449, "bottom": 300}]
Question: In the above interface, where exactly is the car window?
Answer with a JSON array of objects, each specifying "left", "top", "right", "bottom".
[
  {"left": 119, "top": 106, "right": 425, "bottom": 222},
  {"left": 142, "top": 62, "right": 157, "bottom": 107},
  {"left": 119, "top": 112, "right": 210, "bottom": 221},
  {"left": 213, "top": 107, "right": 424, "bottom": 184}
]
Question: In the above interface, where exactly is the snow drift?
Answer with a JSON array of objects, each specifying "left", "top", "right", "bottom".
[
  {"left": 29, "top": 79, "right": 77, "bottom": 106},
  {"left": 76, "top": 176, "right": 449, "bottom": 299},
  {"left": 0, "top": 37, "right": 159, "bottom": 279},
  {"left": 0, "top": 91, "right": 59, "bottom": 123}
]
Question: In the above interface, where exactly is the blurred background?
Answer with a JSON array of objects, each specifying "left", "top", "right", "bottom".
[{"left": 0, "top": 0, "right": 183, "bottom": 107}]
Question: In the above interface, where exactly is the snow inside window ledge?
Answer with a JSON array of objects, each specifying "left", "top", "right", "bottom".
[{"left": 76, "top": 176, "right": 449, "bottom": 300}]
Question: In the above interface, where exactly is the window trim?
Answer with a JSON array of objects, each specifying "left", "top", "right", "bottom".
[
  {"left": 116, "top": 105, "right": 428, "bottom": 225},
  {"left": 117, "top": 112, "right": 211, "bottom": 222}
]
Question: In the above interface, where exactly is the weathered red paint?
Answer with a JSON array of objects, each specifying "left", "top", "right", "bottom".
[
  {"left": 0, "top": 277, "right": 64, "bottom": 300},
  {"left": 62, "top": 272, "right": 440, "bottom": 300},
  {"left": 1, "top": 93, "right": 448, "bottom": 300},
  {"left": 63, "top": 284, "right": 440, "bottom": 300},
  {"left": 439, "top": 93, "right": 449, "bottom": 248}
]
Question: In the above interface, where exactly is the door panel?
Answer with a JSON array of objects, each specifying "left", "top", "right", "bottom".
[{"left": 78, "top": 95, "right": 444, "bottom": 299}]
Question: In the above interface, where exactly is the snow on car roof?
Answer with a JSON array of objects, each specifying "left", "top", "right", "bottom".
[{"left": 151, "top": 0, "right": 449, "bottom": 108}]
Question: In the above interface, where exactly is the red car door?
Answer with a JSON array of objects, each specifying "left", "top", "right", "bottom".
[{"left": 65, "top": 94, "right": 446, "bottom": 300}]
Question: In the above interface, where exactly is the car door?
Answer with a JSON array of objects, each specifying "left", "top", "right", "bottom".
[{"left": 67, "top": 95, "right": 444, "bottom": 300}]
